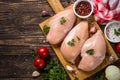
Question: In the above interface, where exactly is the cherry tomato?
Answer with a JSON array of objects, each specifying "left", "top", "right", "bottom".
[
  {"left": 34, "top": 58, "right": 45, "bottom": 69},
  {"left": 116, "top": 43, "right": 120, "bottom": 53},
  {"left": 37, "top": 46, "right": 49, "bottom": 58}
]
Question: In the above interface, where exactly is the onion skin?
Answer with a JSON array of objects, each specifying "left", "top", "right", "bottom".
[{"left": 105, "top": 65, "right": 120, "bottom": 80}]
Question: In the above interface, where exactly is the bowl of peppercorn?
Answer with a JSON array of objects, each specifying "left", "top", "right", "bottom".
[{"left": 73, "top": 0, "right": 94, "bottom": 19}]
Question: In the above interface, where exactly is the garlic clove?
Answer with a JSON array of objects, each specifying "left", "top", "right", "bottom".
[
  {"left": 66, "top": 65, "right": 74, "bottom": 72},
  {"left": 109, "top": 55, "right": 114, "bottom": 62},
  {"left": 32, "top": 71, "right": 40, "bottom": 77},
  {"left": 41, "top": 10, "right": 50, "bottom": 17}
]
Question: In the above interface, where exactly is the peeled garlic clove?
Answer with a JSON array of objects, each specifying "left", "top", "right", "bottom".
[
  {"left": 90, "top": 26, "right": 97, "bottom": 34},
  {"left": 32, "top": 71, "right": 40, "bottom": 77},
  {"left": 66, "top": 65, "right": 74, "bottom": 72}
]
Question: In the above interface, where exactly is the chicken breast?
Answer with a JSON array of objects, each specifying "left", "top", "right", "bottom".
[
  {"left": 46, "top": 9, "right": 76, "bottom": 45},
  {"left": 78, "top": 30, "right": 106, "bottom": 71},
  {"left": 60, "top": 21, "right": 89, "bottom": 64}
]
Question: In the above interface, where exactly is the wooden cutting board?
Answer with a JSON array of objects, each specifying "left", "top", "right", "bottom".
[{"left": 39, "top": 0, "right": 119, "bottom": 80}]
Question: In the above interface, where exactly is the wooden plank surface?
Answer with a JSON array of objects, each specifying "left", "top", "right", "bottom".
[
  {"left": 0, "top": 0, "right": 120, "bottom": 80},
  {"left": 39, "top": 0, "right": 119, "bottom": 80},
  {"left": 0, "top": 0, "right": 65, "bottom": 80}
]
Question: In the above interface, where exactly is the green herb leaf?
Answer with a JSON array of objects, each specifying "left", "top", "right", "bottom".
[
  {"left": 67, "top": 0, "right": 71, "bottom": 3},
  {"left": 43, "top": 25, "right": 50, "bottom": 34},
  {"left": 67, "top": 39, "right": 75, "bottom": 46},
  {"left": 114, "top": 29, "right": 120, "bottom": 36},
  {"left": 74, "top": 77, "right": 79, "bottom": 80},
  {"left": 60, "top": 17, "right": 66, "bottom": 24},
  {"left": 42, "top": 58, "right": 68, "bottom": 80},
  {"left": 118, "top": 28, "right": 120, "bottom": 32},
  {"left": 76, "top": 36, "right": 80, "bottom": 41},
  {"left": 95, "top": 73, "right": 104, "bottom": 80},
  {"left": 31, "top": 51, "right": 36, "bottom": 57},
  {"left": 86, "top": 49, "right": 94, "bottom": 55}
]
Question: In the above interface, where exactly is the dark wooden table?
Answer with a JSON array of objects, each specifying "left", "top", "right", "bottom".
[{"left": 0, "top": 0, "right": 120, "bottom": 80}]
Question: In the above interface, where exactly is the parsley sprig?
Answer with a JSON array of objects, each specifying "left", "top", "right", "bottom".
[
  {"left": 67, "top": 39, "right": 75, "bottom": 46},
  {"left": 60, "top": 17, "right": 66, "bottom": 24},
  {"left": 74, "top": 77, "right": 79, "bottom": 80},
  {"left": 42, "top": 59, "right": 68, "bottom": 80},
  {"left": 76, "top": 36, "right": 80, "bottom": 41},
  {"left": 114, "top": 28, "right": 120, "bottom": 36},
  {"left": 86, "top": 49, "right": 94, "bottom": 55},
  {"left": 95, "top": 73, "right": 104, "bottom": 80},
  {"left": 43, "top": 25, "right": 50, "bottom": 34}
]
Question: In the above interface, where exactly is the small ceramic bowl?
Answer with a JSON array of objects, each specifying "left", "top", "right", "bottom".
[
  {"left": 73, "top": 0, "right": 94, "bottom": 19},
  {"left": 104, "top": 21, "right": 120, "bottom": 43}
]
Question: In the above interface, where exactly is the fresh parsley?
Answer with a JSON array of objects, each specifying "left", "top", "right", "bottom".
[
  {"left": 43, "top": 25, "right": 50, "bottom": 34},
  {"left": 31, "top": 51, "right": 36, "bottom": 57},
  {"left": 118, "top": 28, "right": 120, "bottom": 32},
  {"left": 60, "top": 17, "right": 66, "bottom": 24},
  {"left": 95, "top": 73, "right": 104, "bottom": 80},
  {"left": 74, "top": 77, "right": 79, "bottom": 80},
  {"left": 114, "top": 28, "right": 120, "bottom": 36},
  {"left": 76, "top": 36, "right": 80, "bottom": 41},
  {"left": 42, "top": 59, "right": 68, "bottom": 80},
  {"left": 86, "top": 49, "right": 94, "bottom": 55},
  {"left": 67, "top": 0, "right": 71, "bottom": 3},
  {"left": 67, "top": 39, "right": 75, "bottom": 46}
]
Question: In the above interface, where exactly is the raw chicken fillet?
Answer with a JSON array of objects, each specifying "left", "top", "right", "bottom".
[
  {"left": 46, "top": 9, "right": 76, "bottom": 45},
  {"left": 78, "top": 30, "right": 106, "bottom": 71},
  {"left": 60, "top": 21, "right": 89, "bottom": 64}
]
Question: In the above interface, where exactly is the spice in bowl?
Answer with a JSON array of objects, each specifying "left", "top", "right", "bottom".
[
  {"left": 73, "top": 0, "right": 93, "bottom": 18},
  {"left": 104, "top": 21, "right": 120, "bottom": 43}
]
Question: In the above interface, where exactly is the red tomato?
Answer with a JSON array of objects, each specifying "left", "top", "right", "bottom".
[
  {"left": 37, "top": 46, "right": 49, "bottom": 58},
  {"left": 34, "top": 58, "right": 45, "bottom": 69},
  {"left": 116, "top": 43, "right": 120, "bottom": 53}
]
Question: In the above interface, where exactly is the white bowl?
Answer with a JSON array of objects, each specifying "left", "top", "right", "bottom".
[
  {"left": 73, "top": 0, "right": 94, "bottom": 19},
  {"left": 104, "top": 21, "right": 120, "bottom": 43}
]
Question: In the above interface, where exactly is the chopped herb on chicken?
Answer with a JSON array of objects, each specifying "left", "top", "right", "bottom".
[
  {"left": 67, "top": 39, "right": 75, "bottom": 46},
  {"left": 43, "top": 25, "right": 50, "bottom": 34},
  {"left": 76, "top": 36, "right": 80, "bottom": 41},
  {"left": 86, "top": 49, "right": 94, "bottom": 55},
  {"left": 60, "top": 17, "right": 66, "bottom": 24}
]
